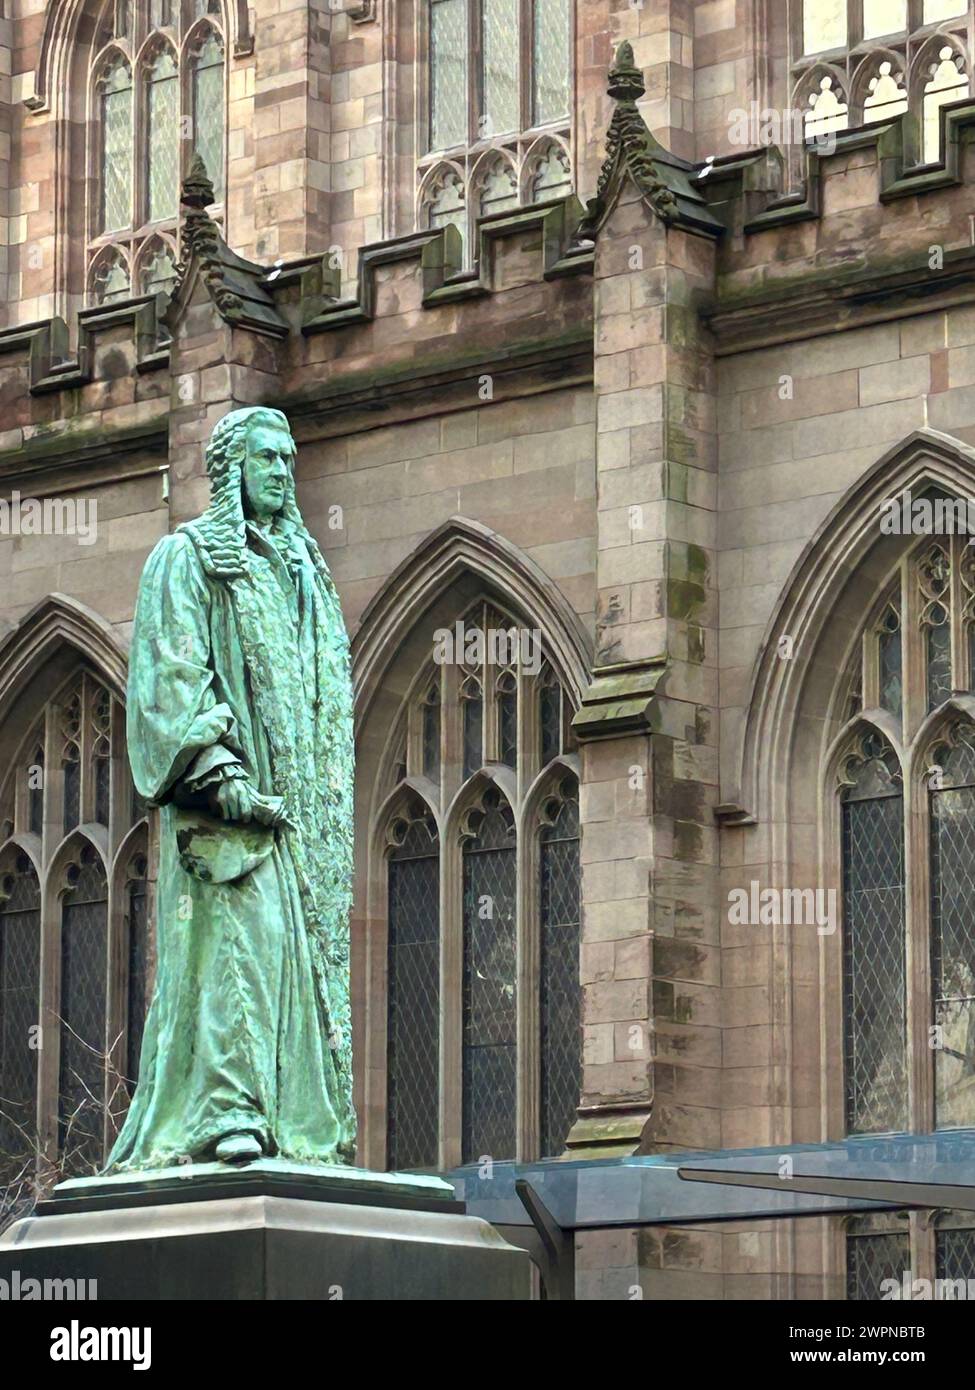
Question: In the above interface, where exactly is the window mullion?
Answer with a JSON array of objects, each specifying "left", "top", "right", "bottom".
[
  {"left": 849, "top": 0, "right": 864, "bottom": 48},
  {"left": 521, "top": 0, "right": 533, "bottom": 132},
  {"left": 905, "top": 748, "right": 933, "bottom": 1131},
  {"left": 469, "top": 0, "right": 481, "bottom": 146},
  {"left": 903, "top": 552, "right": 925, "bottom": 741},
  {"left": 950, "top": 531, "right": 969, "bottom": 692}
]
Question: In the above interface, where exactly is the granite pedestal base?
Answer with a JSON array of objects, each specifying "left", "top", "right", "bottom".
[{"left": 0, "top": 1160, "right": 532, "bottom": 1301}]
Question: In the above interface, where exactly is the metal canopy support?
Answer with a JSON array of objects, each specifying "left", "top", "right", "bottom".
[{"left": 515, "top": 1179, "right": 576, "bottom": 1301}]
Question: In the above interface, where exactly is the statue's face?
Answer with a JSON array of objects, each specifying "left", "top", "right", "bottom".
[{"left": 241, "top": 423, "right": 296, "bottom": 522}]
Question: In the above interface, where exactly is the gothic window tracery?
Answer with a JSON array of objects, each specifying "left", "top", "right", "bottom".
[
  {"left": 380, "top": 596, "right": 582, "bottom": 1168},
  {"left": 794, "top": 2, "right": 972, "bottom": 162},
  {"left": 420, "top": 0, "right": 573, "bottom": 259},
  {"left": 0, "top": 665, "right": 148, "bottom": 1186},
  {"left": 87, "top": 0, "right": 226, "bottom": 306}
]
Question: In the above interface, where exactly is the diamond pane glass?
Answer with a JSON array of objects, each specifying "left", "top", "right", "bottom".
[
  {"left": 462, "top": 800, "right": 516, "bottom": 1162},
  {"left": 126, "top": 873, "right": 148, "bottom": 1093},
  {"left": 540, "top": 790, "right": 580, "bottom": 1157},
  {"left": 847, "top": 1230, "right": 910, "bottom": 1300},
  {"left": 927, "top": 620, "right": 952, "bottom": 711},
  {"left": 533, "top": 0, "right": 571, "bottom": 125},
  {"left": 101, "top": 63, "right": 132, "bottom": 234},
  {"left": 931, "top": 777, "right": 975, "bottom": 1127},
  {"left": 193, "top": 35, "right": 225, "bottom": 201},
  {"left": 430, "top": 0, "right": 468, "bottom": 150},
  {"left": 936, "top": 1227, "right": 975, "bottom": 1291},
  {"left": 863, "top": 0, "right": 907, "bottom": 38},
  {"left": 387, "top": 817, "right": 440, "bottom": 1170},
  {"left": 59, "top": 856, "right": 108, "bottom": 1176},
  {"left": 842, "top": 782, "right": 907, "bottom": 1134},
  {"left": 0, "top": 858, "right": 40, "bottom": 1186},
  {"left": 148, "top": 51, "right": 179, "bottom": 223},
  {"left": 482, "top": 0, "right": 519, "bottom": 137}
]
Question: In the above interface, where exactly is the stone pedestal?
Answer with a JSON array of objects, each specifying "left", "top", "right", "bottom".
[{"left": 0, "top": 1161, "right": 532, "bottom": 1301}]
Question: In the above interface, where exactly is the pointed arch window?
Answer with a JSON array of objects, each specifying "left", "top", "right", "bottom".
[
  {"left": 792, "top": 4, "right": 972, "bottom": 163},
  {"left": 87, "top": 1, "right": 227, "bottom": 305},
  {"left": 420, "top": 0, "right": 573, "bottom": 256},
  {"left": 0, "top": 662, "right": 149, "bottom": 1188},
  {"left": 0, "top": 855, "right": 41, "bottom": 1187},
  {"left": 374, "top": 596, "right": 582, "bottom": 1169}
]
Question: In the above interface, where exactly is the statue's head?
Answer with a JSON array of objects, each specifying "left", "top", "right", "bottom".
[{"left": 193, "top": 406, "right": 311, "bottom": 576}]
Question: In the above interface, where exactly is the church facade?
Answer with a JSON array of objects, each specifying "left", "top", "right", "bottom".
[{"left": 2, "top": 0, "right": 975, "bottom": 1299}]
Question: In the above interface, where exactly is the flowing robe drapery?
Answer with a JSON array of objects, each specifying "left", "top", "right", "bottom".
[{"left": 106, "top": 520, "right": 355, "bottom": 1170}]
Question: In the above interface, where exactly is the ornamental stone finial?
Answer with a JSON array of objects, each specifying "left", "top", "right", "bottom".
[
  {"left": 181, "top": 151, "right": 216, "bottom": 211},
  {"left": 608, "top": 40, "right": 645, "bottom": 103}
]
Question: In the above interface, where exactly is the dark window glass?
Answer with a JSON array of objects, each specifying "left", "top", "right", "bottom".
[
  {"left": 847, "top": 1230, "right": 910, "bottom": 1300},
  {"left": 927, "top": 618, "right": 952, "bottom": 711},
  {"left": 540, "top": 786, "right": 581, "bottom": 1156},
  {"left": 59, "top": 851, "right": 108, "bottom": 1176},
  {"left": 936, "top": 1227, "right": 975, "bottom": 1292},
  {"left": 462, "top": 792, "right": 517, "bottom": 1162},
  {"left": 94, "top": 754, "right": 111, "bottom": 827},
  {"left": 842, "top": 740, "right": 907, "bottom": 1134},
  {"left": 462, "top": 686, "right": 483, "bottom": 781},
  {"left": 540, "top": 674, "right": 562, "bottom": 764},
  {"left": 27, "top": 746, "right": 44, "bottom": 838},
  {"left": 0, "top": 857, "right": 40, "bottom": 1185},
  {"left": 62, "top": 753, "right": 80, "bottom": 834},
  {"left": 387, "top": 816, "right": 440, "bottom": 1170}
]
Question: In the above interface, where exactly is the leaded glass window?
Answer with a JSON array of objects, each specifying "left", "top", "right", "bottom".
[
  {"left": 482, "top": 0, "right": 519, "bottom": 137},
  {"left": 878, "top": 602, "right": 902, "bottom": 718},
  {"left": 793, "top": 5, "right": 972, "bottom": 163},
  {"left": 0, "top": 662, "right": 149, "bottom": 1190},
  {"left": 192, "top": 32, "right": 225, "bottom": 200},
  {"left": 378, "top": 596, "right": 582, "bottom": 1169},
  {"left": 532, "top": 0, "right": 571, "bottom": 126},
  {"left": 539, "top": 781, "right": 580, "bottom": 1157},
  {"left": 930, "top": 731, "right": 975, "bottom": 1128},
  {"left": 147, "top": 48, "right": 178, "bottom": 223},
  {"left": 841, "top": 732, "right": 907, "bottom": 1135},
  {"left": 100, "top": 59, "right": 133, "bottom": 235},
  {"left": 59, "top": 847, "right": 109, "bottom": 1176},
  {"left": 936, "top": 1225, "right": 975, "bottom": 1288},
  {"left": 0, "top": 856, "right": 41, "bottom": 1186},
  {"left": 421, "top": 0, "right": 572, "bottom": 255},
  {"left": 846, "top": 1224, "right": 910, "bottom": 1299},
  {"left": 430, "top": 0, "right": 468, "bottom": 151},
  {"left": 462, "top": 788, "right": 517, "bottom": 1162},
  {"left": 87, "top": 2, "right": 227, "bottom": 305},
  {"left": 387, "top": 808, "right": 441, "bottom": 1170}
]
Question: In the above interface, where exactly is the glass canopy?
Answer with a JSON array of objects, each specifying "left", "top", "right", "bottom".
[
  {"left": 678, "top": 1127, "right": 975, "bottom": 1213},
  {"left": 442, "top": 1145, "right": 902, "bottom": 1231}
]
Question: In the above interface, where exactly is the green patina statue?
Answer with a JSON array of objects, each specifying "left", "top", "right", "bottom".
[{"left": 106, "top": 405, "right": 355, "bottom": 1171}]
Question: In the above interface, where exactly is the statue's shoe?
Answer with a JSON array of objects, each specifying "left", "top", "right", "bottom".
[{"left": 215, "top": 1133, "right": 263, "bottom": 1164}]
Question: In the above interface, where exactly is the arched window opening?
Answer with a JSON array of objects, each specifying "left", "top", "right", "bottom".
[
  {"left": 386, "top": 805, "right": 440, "bottom": 1170},
  {"left": 840, "top": 731, "right": 906, "bottom": 1135},
  {"left": 374, "top": 589, "right": 584, "bottom": 1169},
  {"left": 461, "top": 786, "right": 517, "bottom": 1163},
  {"left": 0, "top": 856, "right": 41, "bottom": 1187},
  {"left": 59, "top": 845, "right": 109, "bottom": 1176},
  {"left": 539, "top": 778, "right": 580, "bottom": 1158},
  {"left": 86, "top": 1, "right": 227, "bottom": 305}
]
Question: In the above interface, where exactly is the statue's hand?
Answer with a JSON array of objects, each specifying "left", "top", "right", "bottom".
[{"left": 211, "top": 778, "right": 255, "bottom": 824}]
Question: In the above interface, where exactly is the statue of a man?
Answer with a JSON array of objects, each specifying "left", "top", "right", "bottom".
[{"left": 107, "top": 406, "right": 355, "bottom": 1170}]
